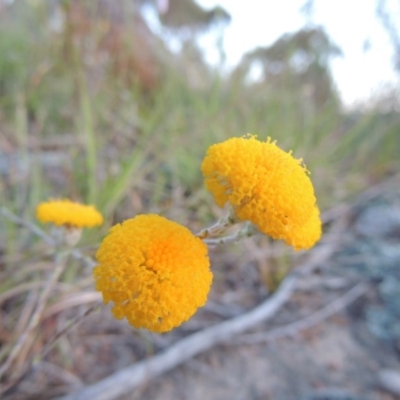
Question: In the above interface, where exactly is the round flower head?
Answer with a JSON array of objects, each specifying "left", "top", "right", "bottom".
[
  {"left": 93, "top": 214, "right": 212, "bottom": 333},
  {"left": 201, "top": 135, "right": 322, "bottom": 250},
  {"left": 36, "top": 199, "right": 103, "bottom": 228},
  {"left": 288, "top": 206, "right": 322, "bottom": 250}
]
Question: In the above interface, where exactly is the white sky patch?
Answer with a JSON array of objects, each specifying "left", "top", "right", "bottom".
[
  {"left": 142, "top": 0, "right": 399, "bottom": 106},
  {"left": 312, "top": 0, "right": 399, "bottom": 104},
  {"left": 197, "top": 0, "right": 305, "bottom": 66},
  {"left": 196, "top": 0, "right": 399, "bottom": 107}
]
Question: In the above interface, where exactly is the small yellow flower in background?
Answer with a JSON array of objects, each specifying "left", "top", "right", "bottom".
[
  {"left": 36, "top": 199, "right": 103, "bottom": 228},
  {"left": 93, "top": 214, "right": 212, "bottom": 333},
  {"left": 201, "top": 135, "right": 322, "bottom": 250}
]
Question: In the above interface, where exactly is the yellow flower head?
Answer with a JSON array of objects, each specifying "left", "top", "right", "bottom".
[
  {"left": 93, "top": 214, "right": 212, "bottom": 333},
  {"left": 201, "top": 135, "right": 322, "bottom": 250},
  {"left": 36, "top": 199, "right": 103, "bottom": 228}
]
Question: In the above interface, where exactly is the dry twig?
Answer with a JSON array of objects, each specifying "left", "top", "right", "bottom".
[
  {"left": 42, "top": 292, "right": 102, "bottom": 319},
  {"left": 61, "top": 242, "right": 337, "bottom": 400},
  {"left": 232, "top": 281, "right": 368, "bottom": 345},
  {"left": 0, "top": 304, "right": 101, "bottom": 397},
  {"left": 0, "top": 253, "right": 68, "bottom": 382}
]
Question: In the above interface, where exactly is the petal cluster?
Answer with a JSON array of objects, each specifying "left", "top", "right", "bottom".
[
  {"left": 93, "top": 214, "right": 212, "bottom": 333},
  {"left": 201, "top": 135, "right": 321, "bottom": 250},
  {"left": 36, "top": 199, "right": 103, "bottom": 228}
]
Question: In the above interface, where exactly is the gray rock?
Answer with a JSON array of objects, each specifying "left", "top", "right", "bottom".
[
  {"left": 354, "top": 204, "right": 400, "bottom": 240},
  {"left": 378, "top": 369, "right": 400, "bottom": 395},
  {"left": 303, "top": 388, "right": 366, "bottom": 400}
]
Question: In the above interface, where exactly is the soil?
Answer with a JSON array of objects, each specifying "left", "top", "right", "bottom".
[
  {"left": 127, "top": 196, "right": 400, "bottom": 400},
  {"left": 129, "top": 281, "right": 400, "bottom": 400},
  {"left": 5, "top": 194, "right": 400, "bottom": 400}
]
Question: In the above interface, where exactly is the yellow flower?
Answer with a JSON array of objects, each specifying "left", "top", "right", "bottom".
[
  {"left": 36, "top": 199, "right": 103, "bottom": 228},
  {"left": 93, "top": 214, "right": 212, "bottom": 333},
  {"left": 287, "top": 206, "right": 322, "bottom": 250},
  {"left": 201, "top": 135, "right": 321, "bottom": 250}
]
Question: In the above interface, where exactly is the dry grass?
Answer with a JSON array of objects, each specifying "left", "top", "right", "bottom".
[{"left": 1, "top": 1, "right": 399, "bottom": 398}]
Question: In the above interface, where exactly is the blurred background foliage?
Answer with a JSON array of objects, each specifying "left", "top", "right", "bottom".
[
  {"left": 1, "top": 0, "right": 400, "bottom": 394},
  {"left": 1, "top": 0, "right": 399, "bottom": 223},
  {"left": 0, "top": 0, "right": 398, "bottom": 284},
  {"left": 0, "top": 0, "right": 399, "bottom": 272}
]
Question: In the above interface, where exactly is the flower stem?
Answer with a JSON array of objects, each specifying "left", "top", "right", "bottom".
[
  {"left": 196, "top": 207, "right": 239, "bottom": 239},
  {"left": 203, "top": 222, "right": 257, "bottom": 245}
]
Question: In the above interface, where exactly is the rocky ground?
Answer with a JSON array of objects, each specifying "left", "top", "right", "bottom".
[
  {"left": 4, "top": 189, "right": 400, "bottom": 400},
  {"left": 133, "top": 191, "right": 400, "bottom": 400}
]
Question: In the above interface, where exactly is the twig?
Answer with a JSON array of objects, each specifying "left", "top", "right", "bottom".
[
  {"left": 42, "top": 292, "right": 102, "bottom": 319},
  {"left": 12, "top": 291, "right": 38, "bottom": 372},
  {"left": 60, "top": 241, "right": 337, "bottom": 400},
  {"left": 40, "top": 303, "right": 101, "bottom": 361},
  {"left": 232, "top": 281, "right": 368, "bottom": 345},
  {"left": 37, "top": 361, "right": 83, "bottom": 388},
  {"left": 1, "top": 207, "right": 54, "bottom": 246},
  {"left": 0, "top": 281, "right": 72, "bottom": 306},
  {"left": 0, "top": 207, "right": 98, "bottom": 390},
  {"left": 0, "top": 253, "right": 68, "bottom": 381},
  {"left": 0, "top": 304, "right": 101, "bottom": 397}
]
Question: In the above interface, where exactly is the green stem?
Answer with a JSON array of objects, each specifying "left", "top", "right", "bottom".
[{"left": 73, "top": 44, "right": 97, "bottom": 204}]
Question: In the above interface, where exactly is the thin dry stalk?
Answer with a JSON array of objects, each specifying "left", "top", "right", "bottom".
[
  {"left": 61, "top": 241, "right": 337, "bottom": 400},
  {"left": 0, "top": 281, "right": 72, "bottom": 306},
  {"left": 0, "top": 208, "right": 98, "bottom": 389},
  {"left": 40, "top": 303, "right": 101, "bottom": 361},
  {"left": 0, "top": 304, "right": 101, "bottom": 397},
  {"left": 42, "top": 292, "right": 102, "bottom": 319},
  {"left": 14, "top": 291, "right": 38, "bottom": 337},
  {"left": 12, "top": 291, "right": 39, "bottom": 373},
  {"left": 232, "top": 281, "right": 368, "bottom": 345},
  {"left": 0, "top": 253, "right": 68, "bottom": 382}
]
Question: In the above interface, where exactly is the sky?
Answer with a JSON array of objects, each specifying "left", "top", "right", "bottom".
[
  {"left": 195, "top": 0, "right": 399, "bottom": 107},
  {"left": 145, "top": 0, "right": 400, "bottom": 107}
]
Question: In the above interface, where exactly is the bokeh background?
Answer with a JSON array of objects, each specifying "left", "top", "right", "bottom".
[{"left": 1, "top": 1, "right": 400, "bottom": 399}]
